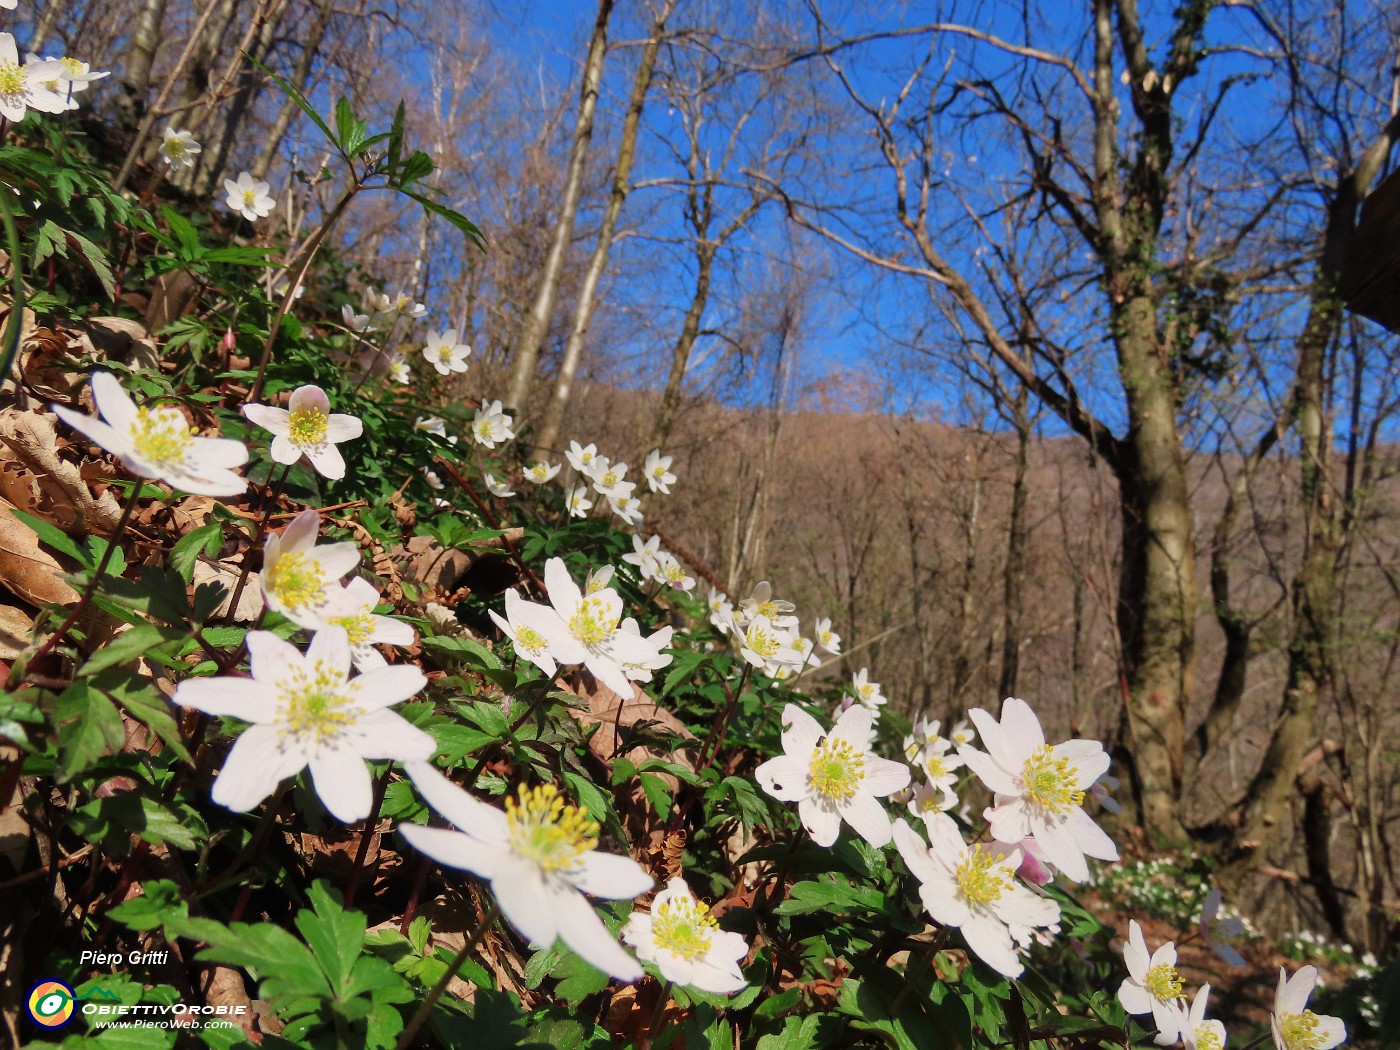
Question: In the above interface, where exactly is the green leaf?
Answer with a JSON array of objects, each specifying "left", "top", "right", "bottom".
[
  {"left": 296, "top": 882, "right": 366, "bottom": 990},
  {"left": 54, "top": 680, "right": 124, "bottom": 782},
  {"left": 11, "top": 507, "right": 87, "bottom": 565},
  {"left": 754, "top": 1015, "right": 822, "bottom": 1050},
  {"left": 169, "top": 522, "right": 223, "bottom": 583},
  {"left": 79, "top": 623, "right": 190, "bottom": 676},
  {"left": 401, "top": 190, "right": 484, "bottom": 250}
]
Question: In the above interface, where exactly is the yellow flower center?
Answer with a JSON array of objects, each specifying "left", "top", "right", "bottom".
[
  {"left": 569, "top": 595, "right": 618, "bottom": 646},
  {"left": 266, "top": 550, "right": 324, "bottom": 612},
  {"left": 1195, "top": 1026, "right": 1223, "bottom": 1050},
  {"left": 663, "top": 563, "right": 688, "bottom": 584},
  {"left": 514, "top": 625, "right": 547, "bottom": 656},
  {"left": 280, "top": 662, "right": 353, "bottom": 744},
  {"left": 437, "top": 344, "right": 454, "bottom": 361},
  {"left": 819, "top": 630, "right": 834, "bottom": 645},
  {"left": 955, "top": 845, "right": 1009, "bottom": 905},
  {"left": 505, "top": 784, "right": 598, "bottom": 873},
  {"left": 165, "top": 138, "right": 187, "bottom": 158},
  {"left": 808, "top": 737, "right": 866, "bottom": 801},
  {"left": 128, "top": 405, "right": 195, "bottom": 467},
  {"left": 601, "top": 469, "right": 619, "bottom": 487},
  {"left": 1144, "top": 963, "right": 1184, "bottom": 1003},
  {"left": 746, "top": 625, "right": 781, "bottom": 659},
  {"left": 925, "top": 755, "right": 948, "bottom": 779},
  {"left": 528, "top": 464, "right": 547, "bottom": 480},
  {"left": 287, "top": 406, "right": 327, "bottom": 447},
  {"left": 858, "top": 683, "right": 875, "bottom": 699},
  {"left": 329, "top": 608, "right": 375, "bottom": 646},
  {"left": 651, "top": 895, "right": 719, "bottom": 961},
  {"left": 652, "top": 465, "right": 666, "bottom": 478},
  {"left": 756, "top": 600, "right": 779, "bottom": 619},
  {"left": 0, "top": 62, "right": 24, "bottom": 96},
  {"left": 242, "top": 188, "right": 257, "bottom": 207},
  {"left": 1277, "top": 1011, "right": 1325, "bottom": 1050},
  {"left": 60, "top": 57, "right": 84, "bottom": 76},
  {"left": 473, "top": 419, "right": 492, "bottom": 440},
  {"left": 1022, "top": 744, "right": 1085, "bottom": 814}
]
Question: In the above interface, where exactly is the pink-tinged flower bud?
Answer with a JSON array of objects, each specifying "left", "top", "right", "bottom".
[
  {"left": 1017, "top": 837, "right": 1054, "bottom": 885},
  {"left": 222, "top": 329, "right": 237, "bottom": 353}
]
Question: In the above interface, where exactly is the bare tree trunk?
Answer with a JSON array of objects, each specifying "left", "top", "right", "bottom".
[
  {"left": 949, "top": 475, "right": 983, "bottom": 704},
  {"left": 653, "top": 238, "right": 715, "bottom": 448},
  {"left": 998, "top": 391, "right": 1031, "bottom": 699},
  {"left": 1229, "top": 110, "right": 1400, "bottom": 879},
  {"left": 197, "top": 0, "right": 289, "bottom": 193},
  {"left": 116, "top": 0, "right": 169, "bottom": 132},
  {"left": 536, "top": 0, "right": 672, "bottom": 453},
  {"left": 252, "top": 0, "right": 333, "bottom": 179},
  {"left": 505, "top": 0, "right": 615, "bottom": 413}
]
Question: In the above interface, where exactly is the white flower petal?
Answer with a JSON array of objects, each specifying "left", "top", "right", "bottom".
[
  {"left": 861, "top": 756, "right": 911, "bottom": 796},
  {"left": 309, "top": 741, "right": 373, "bottom": 821},
  {"left": 404, "top": 761, "right": 510, "bottom": 845},
  {"left": 570, "top": 851, "right": 654, "bottom": 900},
  {"left": 268, "top": 433, "right": 301, "bottom": 464},
  {"left": 346, "top": 709, "right": 436, "bottom": 762},
  {"left": 779, "top": 704, "right": 824, "bottom": 755},
  {"left": 755, "top": 755, "right": 809, "bottom": 803},
  {"left": 211, "top": 724, "right": 306, "bottom": 811},
  {"left": 798, "top": 796, "right": 842, "bottom": 846},
  {"left": 242, "top": 403, "right": 291, "bottom": 436},
  {"left": 173, "top": 677, "right": 275, "bottom": 722},
  {"left": 306, "top": 626, "right": 353, "bottom": 679},
  {"left": 399, "top": 824, "right": 506, "bottom": 879},
  {"left": 347, "top": 664, "right": 427, "bottom": 711},
  {"left": 304, "top": 442, "right": 346, "bottom": 479},
  {"left": 837, "top": 791, "right": 892, "bottom": 848},
  {"left": 549, "top": 881, "right": 641, "bottom": 981},
  {"left": 325, "top": 414, "right": 362, "bottom": 442},
  {"left": 492, "top": 860, "right": 557, "bottom": 947},
  {"left": 962, "top": 912, "right": 1022, "bottom": 977},
  {"left": 1118, "top": 978, "right": 1153, "bottom": 1015}
]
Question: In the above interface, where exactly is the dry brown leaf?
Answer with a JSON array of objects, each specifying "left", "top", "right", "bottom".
[
  {"left": 0, "top": 495, "right": 79, "bottom": 608},
  {"left": 564, "top": 676, "right": 697, "bottom": 782},
  {"left": 0, "top": 408, "right": 123, "bottom": 533},
  {"left": 0, "top": 603, "right": 33, "bottom": 660},
  {"left": 191, "top": 561, "right": 264, "bottom": 621}
]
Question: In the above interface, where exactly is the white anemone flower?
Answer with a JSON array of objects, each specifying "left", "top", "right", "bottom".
[
  {"left": 159, "top": 127, "right": 201, "bottom": 169},
  {"left": 0, "top": 35, "right": 66, "bottom": 121},
  {"left": 1117, "top": 919, "right": 1188, "bottom": 1046},
  {"left": 471, "top": 400, "right": 514, "bottom": 448},
  {"left": 524, "top": 460, "right": 560, "bottom": 484},
  {"left": 643, "top": 449, "right": 676, "bottom": 494},
  {"left": 415, "top": 415, "right": 447, "bottom": 438},
  {"left": 1183, "top": 985, "right": 1228, "bottom": 1050},
  {"left": 565, "top": 441, "right": 601, "bottom": 474},
  {"left": 1271, "top": 966, "right": 1345, "bottom": 1050},
  {"left": 341, "top": 303, "right": 373, "bottom": 333},
  {"left": 484, "top": 472, "right": 515, "bottom": 498},
  {"left": 657, "top": 553, "right": 695, "bottom": 592},
  {"left": 622, "top": 877, "right": 747, "bottom": 993},
  {"left": 813, "top": 617, "right": 842, "bottom": 655},
  {"left": 324, "top": 576, "right": 415, "bottom": 671},
  {"left": 949, "top": 719, "right": 977, "bottom": 747},
  {"left": 400, "top": 762, "right": 652, "bottom": 980},
  {"left": 850, "top": 668, "right": 886, "bottom": 710},
  {"left": 52, "top": 371, "right": 248, "bottom": 497},
  {"left": 566, "top": 486, "right": 593, "bottom": 518},
  {"left": 737, "top": 581, "right": 797, "bottom": 629},
  {"left": 371, "top": 289, "right": 426, "bottom": 324},
  {"left": 622, "top": 534, "right": 663, "bottom": 579},
  {"left": 616, "top": 618, "right": 672, "bottom": 682},
  {"left": 734, "top": 614, "right": 804, "bottom": 674},
  {"left": 907, "top": 746, "right": 964, "bottom": 819},
  {"left": 489, "top": 588, "right": 564, "bottom": 677},
  {"left": 422, "top": 330, "right": 471, "bottom": 376},
  {"left": 608, "top": 493, "right": 644, "bottom": 526},
  {"left": 223, "top": 171, "right": 276, "bottom": 222},
  {"left": 32, "top": 55, "right": 109, "bottom": 110},
  {"left": 893, "top": 815, "right": 1059, "bottom": 978},
  {"left": 243, "top": 384, "right": 363, "bottom": 480},
  {"left": 387, "top": 353, "right": 411, "bottom": 385},
  {"left": 260, "top": 509, "right": 360, "bottom": 630},
  {"left": 173, "top": 628, "right": 433, "bottom": 822},
  {"left": 589, "top": 460, "right": 632, "bottom": 500},
  {"left": 531, "top": 557, "right": 670, "bottom": 695},
  {"left": 755, "top": 703, "right": 910, "bottom": 848},
  {"left": 958, "top": 696, "right": 1117, "bottom": 882}
]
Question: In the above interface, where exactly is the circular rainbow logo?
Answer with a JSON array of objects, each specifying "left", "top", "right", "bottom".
[{"left": 27, "top": 980, "right": 77, "bottom": 1028}]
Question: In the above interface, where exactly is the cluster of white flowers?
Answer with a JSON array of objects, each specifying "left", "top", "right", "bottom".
[
  {"left": 0, "top": 33, "right": 106, "bottom": 121},
  {"left": 622, "top": 534, "right": 695, "bottom": 592}
]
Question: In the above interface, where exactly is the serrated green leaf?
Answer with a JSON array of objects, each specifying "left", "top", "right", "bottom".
[
  {"left": 169, "top": 522, "right": 223, "bottom": 583},
  {"left": 55, "top": 680, "right": 124, "bottom": 782}
]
